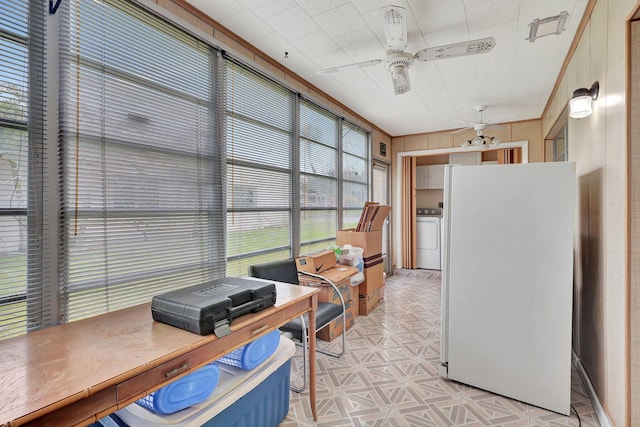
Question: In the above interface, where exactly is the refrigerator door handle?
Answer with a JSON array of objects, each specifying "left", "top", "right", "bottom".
[{"left": 438, "top": 164, "right": 455, "bottom": 378}]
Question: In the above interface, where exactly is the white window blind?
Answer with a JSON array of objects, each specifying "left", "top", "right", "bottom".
[
  {"left": 225, "top": 60, "right": 294, "bottom": 276},
  {"left": 342, "top": 122, "right": 368, "bottom": 228},
  {"left": 0, "top": 0, "right": 47, "bottom": 339},
  {"left": 58, "top": 0, "right": 225, "bottom": 321},
  {"left": 299, "top": 100, "right": 338, "bottom": 253}
]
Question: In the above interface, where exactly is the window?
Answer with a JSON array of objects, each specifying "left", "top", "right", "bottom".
[
  {"left": 58, "top": 0, "right": 224, "bottom": 321},
  {"left": 553, "top": 124, "right": 568, "bottom": 161},
  {"left": 225, "top": 61, "right": 294, "bottom": 276},
  {"left": 342, "top": 123, "right": 369, "bottom": 229},
  {"left": 299, "top": 100, "right": 338, "bottom": 253},
  {"left": 0, "top": 0, "right": 371, "bottom": 340},
  {"left": 0, "top": 0, "right": 46, "bottom": 339},
  {"left": 372, "top": 162, "right": 390, "bottom": 272}
]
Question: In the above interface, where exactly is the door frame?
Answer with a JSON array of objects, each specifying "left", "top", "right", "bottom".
[
  {"left": 393, "top": 140, "right": 529, "bottom": 268},
  {"left": 372, "top": 160, "right": 391, "bottom": 273}
]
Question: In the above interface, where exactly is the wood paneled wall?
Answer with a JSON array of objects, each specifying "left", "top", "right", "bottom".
[
  {"left": 392, "top": 119, "right": 543, "bottom": 163},
  {"left": 541, "top": 0, "right": 638, "bottom": 425}
]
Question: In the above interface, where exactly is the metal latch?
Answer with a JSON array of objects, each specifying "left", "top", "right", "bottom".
[{"left": 214, "top": 319, "right": 232, "bottom": 337}]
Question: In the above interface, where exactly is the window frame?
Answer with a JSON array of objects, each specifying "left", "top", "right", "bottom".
[{"left": 0, "top": 0, "right": 47, "bottom": 339}]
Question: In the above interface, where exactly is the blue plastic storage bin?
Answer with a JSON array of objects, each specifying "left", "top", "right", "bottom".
[
  {"left": 115, "top": 338, "right": 295, "bottom": 427},
  {"left": 136, "top": 363, "right": 219, "bottom": 415},
  {"left": 87, "top": 414, "right": 128, "bottom": 427},
  {"left": 216, "top": 329, "right": 280, "bottom": 370},
  {"left": 201, "top": 356, "right": 291, "bottom": 426}
]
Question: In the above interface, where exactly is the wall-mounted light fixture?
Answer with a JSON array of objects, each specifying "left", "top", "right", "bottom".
[{"left": 569, "top": 81, "right": 599, "bottom": 119}]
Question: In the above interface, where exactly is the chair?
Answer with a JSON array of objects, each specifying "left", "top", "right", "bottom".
[{"left": 248, "top": 258, "right": 346, "bottom": 392}]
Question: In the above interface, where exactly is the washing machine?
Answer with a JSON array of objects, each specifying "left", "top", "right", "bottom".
[{"left": 416, "top": 208, "right": 442, "bottom": 270}]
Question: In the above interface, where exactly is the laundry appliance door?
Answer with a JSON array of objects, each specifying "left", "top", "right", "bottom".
[{"left": 416, "top": 216, "right": 441, "bottom": 270}]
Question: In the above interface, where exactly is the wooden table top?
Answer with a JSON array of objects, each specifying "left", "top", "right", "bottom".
[{"left": 0, "top": 282, "right": 317, "bottom": 425}]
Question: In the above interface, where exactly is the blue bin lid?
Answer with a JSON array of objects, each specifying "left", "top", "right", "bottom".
[{"left": 146, "top": 363, "right": 220, "bottom": 415}]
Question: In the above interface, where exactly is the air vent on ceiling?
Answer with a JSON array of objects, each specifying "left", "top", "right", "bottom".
[{"left": 526, "top": 11, "right": 569, "bottom": 42}]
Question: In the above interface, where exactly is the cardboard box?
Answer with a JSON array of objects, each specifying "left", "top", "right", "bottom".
[
  {"left": 337, "top": 203, "right": 389, "bottom": 258},
  {"left": 298, "top": 276, "right": 353, "bottom": 306},
  {"left": 296, "top": 250, "right": 336, "bottom": 274},
  {"left": 316, "top": 299, "right": 358, "bottom": 342},
  {"left": 378, "top": 284, "right": 385, "bottom": 301},
  {"left": 354, "top": 204, "right": 391, "bottom": 232},
  {"left": 359, "top": 259, "right": 385, "bottom": 295},
  {"left": 299, "top": 264, "right": 358, "bottom": 285},
  {"left": 359, "top": 288, "right": 380, "bottom": 316},
  {"left": 363, "top": 254, "right": 384, "bottom": 268},
  {"left": 336, "top": 229, "right": 382, "bottom": 258}
]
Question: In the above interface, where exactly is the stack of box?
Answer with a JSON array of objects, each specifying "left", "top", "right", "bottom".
[
  {"left": 337, "top": 204, "right": 391, "bottom": 315},
  {"left": 295, "top": 251, "right": 359, "bottom": 342}
]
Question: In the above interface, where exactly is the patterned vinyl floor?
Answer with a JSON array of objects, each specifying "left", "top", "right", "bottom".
[{"left": 281, "top": 269, "right": 599, "bottom": 427}]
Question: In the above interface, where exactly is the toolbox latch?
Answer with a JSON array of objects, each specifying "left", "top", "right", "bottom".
[{"left": 214, "top": 318, "right": 232, "bottom": 337}]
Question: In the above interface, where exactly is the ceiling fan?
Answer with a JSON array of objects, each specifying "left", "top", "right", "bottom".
[
  {"left": 317, "top": 5, "right": 496, "bottom": 95},
  {"left": 453, "top": 105, "right": 503, "bottom": 147}
]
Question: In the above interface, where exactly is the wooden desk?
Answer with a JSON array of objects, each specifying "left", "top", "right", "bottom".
[{"left": 0, "top": 282, "right": 319, "bottom": 426}]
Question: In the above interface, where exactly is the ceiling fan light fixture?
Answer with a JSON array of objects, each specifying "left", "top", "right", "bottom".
[
  {"left": 390, "top": 63, "right": 406, "bottom": 80},
  {"left": 391, "top": 68, "right": 410, "bottom": 95},
  {"left": 471, "top": 137, "right": 485, "bottom": 146},
  {"left": 385, "top": 53, "right": 413, "bottom": 95},
  {"left": 569, "top": 81, "right": 599, "bottom": 119}
]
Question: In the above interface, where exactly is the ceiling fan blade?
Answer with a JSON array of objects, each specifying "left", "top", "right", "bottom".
[
  {"left": 382, "top": 5, "right": 408, "bottom": 52},
  {"left": 486, "top": 123, "right": 506, "bottom": 130},
  {"left": 415, "top": 37, "right": 496, "bottom": 62},
  {"left": 317, "top": 59, "right": 383, "bottom": 75},
  {"left": 451, "top": 126, "right": 473, "bottom": 134}
]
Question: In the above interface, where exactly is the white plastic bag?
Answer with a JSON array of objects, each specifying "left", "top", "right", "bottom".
[{"left": 338, "top": 244, "right": 364, "bottom": 272}]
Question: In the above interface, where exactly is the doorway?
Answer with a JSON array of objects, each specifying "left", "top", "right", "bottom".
[
  {"left": 629, "top": 13, "right": 640, "bottom": 426},
  {"left": 393, "top": 141, "right": 529, "bottom": 269}
]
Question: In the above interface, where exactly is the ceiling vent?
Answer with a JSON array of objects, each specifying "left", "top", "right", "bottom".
[{"left": 526, "top": 11, "right": 569, "bottom": 42}]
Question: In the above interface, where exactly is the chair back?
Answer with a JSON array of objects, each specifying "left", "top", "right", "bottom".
[{"left": 249, "top": 259, "right": 299, "bottom": 285}]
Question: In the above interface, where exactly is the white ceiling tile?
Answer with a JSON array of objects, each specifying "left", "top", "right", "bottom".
[
  {"left": 278, "top": 49, "right": 322, "bottom": 77},
  {"left": 351, "top": 0, "right": 387, "bottom": 15},
  {"left": 187, "top": 0, "right": 244, "bottom": 21},
  {"left": 253, "top": 32, "right": 299, "bottom": 63},
  {"left": 464, "top": 0, "right": 521, "bottom": 33},
  {"left": 296, "top": 31, "right": 343, "bottom": 59},
  {"left": 313, "top": 4, "right": 379, "bottom": 55},
  {"left": 236, "top": 0, "right": 298, "bottom": 19},
  {"left": 219, "top": 8, "right": 274, "bottom": 40},
  {"left": 418, "top": 24, "right": 471, "bottom": 48},
  {"left": 412, "top": 1, "right": 467, "bottom": 38},
  {"left": 266, "top": 6, "right": 320, "bottom": 40},
  {"left": 184, "top": 0, "right": 590, "bottom": 136},
  {"left": 294, "top": 0, "right": 351, "bottom": 17}
]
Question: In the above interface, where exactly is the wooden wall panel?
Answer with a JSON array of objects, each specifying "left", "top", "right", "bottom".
[
  {"left": 372, "top": 130, "right": 391, "bottom": 163},
  {"left": 404, "top": 134, "right": 429, "bottom": 152},
  {"left": 512, "top": 120, "right": 542, "bottom": 163},
  {"left": 428, "top": 131, "right": 454, "bottom": 149}
]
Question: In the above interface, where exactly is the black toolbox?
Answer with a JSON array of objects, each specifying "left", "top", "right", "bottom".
[{"left": 151, "top": 277, "right": 277, "bottom": 336}]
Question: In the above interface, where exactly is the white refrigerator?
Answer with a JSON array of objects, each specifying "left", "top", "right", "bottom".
[{"left": 439, "top": 161, "right": 575, "bottom": 415}]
